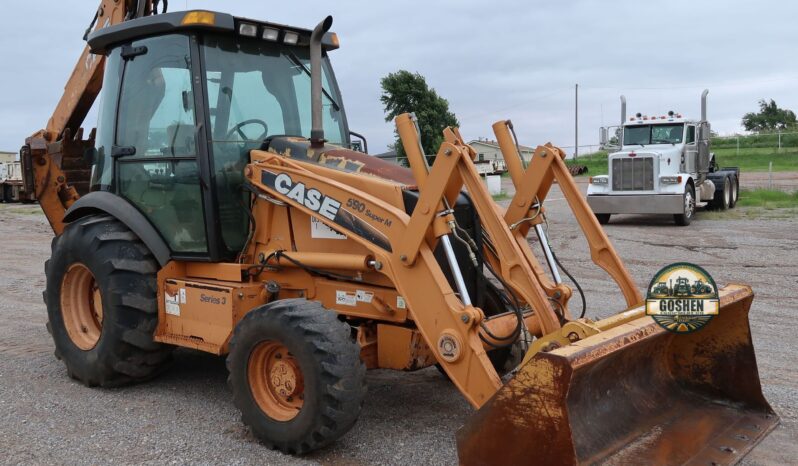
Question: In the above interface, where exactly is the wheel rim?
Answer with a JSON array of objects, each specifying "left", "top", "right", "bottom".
[
  {"left": 60, "top": 263, "right": 103, "bottom": 351},
  {"left": 724, "top": 181, "right": 731, "bottom": 206},
  {"left": 248, "top": 341, "right": 304, "bottom": 421},
  {"left": 732, "top": 178, "right": 738, "bottom": 203},
  {"left": 685, "top": 190, "right": 694, "bottom": 218}
]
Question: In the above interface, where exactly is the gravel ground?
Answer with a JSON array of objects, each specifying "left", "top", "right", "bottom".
[{"left": 0, "top": 174, "right": 796, "bottom": 465}]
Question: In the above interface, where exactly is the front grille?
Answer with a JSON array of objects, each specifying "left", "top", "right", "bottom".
[{"left": 612, "top": 157, "right": 654, "bottom": 191}]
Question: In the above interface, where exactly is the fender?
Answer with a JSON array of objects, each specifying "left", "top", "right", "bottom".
[{"left": 63, "top": 191, "right": 171, "bottom": 266}]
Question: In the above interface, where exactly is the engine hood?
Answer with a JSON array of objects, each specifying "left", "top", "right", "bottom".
[{"left": 264, "top": 137, "right": 417, "bottom": 186}]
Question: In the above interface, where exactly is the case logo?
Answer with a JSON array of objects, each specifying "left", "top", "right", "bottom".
[{"left": 274, "top": 173, "right": 341, "bottom": 221}]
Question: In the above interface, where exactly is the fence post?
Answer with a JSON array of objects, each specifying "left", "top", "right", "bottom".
[
  {"left": 736, "top": 137, "right": 739, "bottom": 156},
  {"left": 778, "top": 132, "right": 782, "bottom": 151}
]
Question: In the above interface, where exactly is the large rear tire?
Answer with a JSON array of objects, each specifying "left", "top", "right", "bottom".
[
  {"left": 227, "top": 299, "right": 366, "bottom": 454},
  {"left": 673, "top": 184, "right": 695, "bottom": 226},
  {"left": 44, "top": 215, "right": 171, "bottom": 387}
]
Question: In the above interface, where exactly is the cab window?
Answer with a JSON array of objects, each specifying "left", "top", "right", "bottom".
[
  {"left": 686, "top": 125, "right": 696, "bottom": 144},
  {"left": 115, "top": 34, "right": 208, "bottom": 254}
]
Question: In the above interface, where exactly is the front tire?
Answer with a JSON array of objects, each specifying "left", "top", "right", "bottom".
[
  {"left": 674, "top": 184, "right": 695, "bottom": 226},
  {"left": 45, "top": 215, "right": 171, "bottom": 387},
  {"left": 227, "top": 299, "right": 366, "bottom": 454}
]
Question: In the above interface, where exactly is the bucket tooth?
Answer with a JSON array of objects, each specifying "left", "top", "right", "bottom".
[{"left": 457, "top": 284, "right": 778, "bottom": 465}]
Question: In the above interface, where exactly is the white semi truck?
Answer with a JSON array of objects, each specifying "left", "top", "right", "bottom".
[
  {"left": 0, "top": 160, "right": 24, "bottom": 202},
  {"left": 588, "top": 90, "right": 739, "bottom": 226}
]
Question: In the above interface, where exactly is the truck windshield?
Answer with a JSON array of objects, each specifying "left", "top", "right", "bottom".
[{"left": 623, "top": 124, "right": 684, "bottom": 146}]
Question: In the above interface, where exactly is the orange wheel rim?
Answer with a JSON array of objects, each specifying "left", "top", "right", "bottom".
[
  {"left": 60, "top": 263, "right": 103, "bottom": 351},
  {"left": 248, "top": 340, "right": 304, "bottom": 421}
]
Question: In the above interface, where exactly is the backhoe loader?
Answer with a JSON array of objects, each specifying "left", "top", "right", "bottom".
[{"left": 23, "top": 1, "right": 777, "bottom": 463}]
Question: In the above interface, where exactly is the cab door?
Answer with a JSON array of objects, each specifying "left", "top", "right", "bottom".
[
  {"left": 112, "top": 34, "right": 210, "bottom": 256},
  {"left": 684, "top": 124, "right": 698, "bottom": 173}
]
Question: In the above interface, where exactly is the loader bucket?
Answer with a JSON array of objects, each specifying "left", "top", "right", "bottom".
[{"left": 457, "top": 284, "right": 778, "bottom": 465}]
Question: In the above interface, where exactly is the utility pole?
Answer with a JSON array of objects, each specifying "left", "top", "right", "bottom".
[{"left": 574, "top": 83, "right": 579, "bottom": 160}]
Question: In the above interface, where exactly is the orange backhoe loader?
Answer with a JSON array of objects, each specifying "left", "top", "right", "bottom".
[{"left": 23, "top": 1, "right": 778, "bottom": 463}]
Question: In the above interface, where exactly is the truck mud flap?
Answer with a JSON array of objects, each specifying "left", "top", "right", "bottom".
[{"left": 457, "top": 284, "right": 778, "bottom": 465}]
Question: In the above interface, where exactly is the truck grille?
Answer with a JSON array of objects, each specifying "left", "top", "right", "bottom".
[{"left": 612, "top": 157, "right": 654, "bottom": 191}]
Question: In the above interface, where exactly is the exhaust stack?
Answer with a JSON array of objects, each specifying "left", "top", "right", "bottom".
[
  {"left": 309, "top": 16, "right": 333, "bottom": 148},
  {"left": 701, "top": 88, "right": 709, "bottom": 122},
  {"left": 620, "top": 95, "right": 627, "bottom": 124}
]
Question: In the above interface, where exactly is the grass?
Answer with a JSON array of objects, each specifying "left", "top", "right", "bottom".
[
  {"left": 713, "top": 147, "right": 798, "bottom": 172},
  {"left": 567, "top": 151, "right": 609, "bottom": 176},
  {"left": 566, "top": 147, "right": 798, "bottom": 176},
  {"left": 736, "top": 188, "right": 798, "bottom": 208},
  {"left": 491, "top": 192, "right": 510, "bottom": 201}
]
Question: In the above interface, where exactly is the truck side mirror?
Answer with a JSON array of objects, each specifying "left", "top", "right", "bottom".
[{"left": 599, "top": 127, "right": 608, "bottom": 147}]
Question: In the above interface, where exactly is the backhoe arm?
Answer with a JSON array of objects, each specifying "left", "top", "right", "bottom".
[{"left": 22, "top": 0, "right": 160, "bottom": 233}]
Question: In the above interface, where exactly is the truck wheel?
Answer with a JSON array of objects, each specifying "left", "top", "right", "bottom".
[
  {"left": 674, "top": 184, "right": 695, "bottom": 226},
  {"left": 44, "top": 215, "right": 171, "bottom": 387},
  {"left": 710, "top": 176, "right": 731, "bottom": 210},
  {"left": 595, "top": 213, "right": 611, "bottom": 225},
  {"left": 729, "top": 175, "right": 739, "bottom": 208},
  {"left": 227, "top": 299, "right": 366, "bottom": 454}
]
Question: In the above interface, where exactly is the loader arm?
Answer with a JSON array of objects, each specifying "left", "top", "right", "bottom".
[
  {"left": 22, "top": 0, "right": 160, "bottom": 233},
  {"left": 492, "top": 121, "right": 643, "bottom": 309}
]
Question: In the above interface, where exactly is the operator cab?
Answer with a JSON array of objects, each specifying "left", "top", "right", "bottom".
[{"left": 87, "top": 11, "right": 349, "bottom": 261}]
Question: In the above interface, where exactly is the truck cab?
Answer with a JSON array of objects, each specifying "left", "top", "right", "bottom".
[{"left": 588, "top": 90, "right": 739, "bottom": 226}]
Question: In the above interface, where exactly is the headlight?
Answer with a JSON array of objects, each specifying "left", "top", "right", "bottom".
[
  {"left": 590, "top": 176, "right": 608, "bottom": 184},
  {"left": 238, "top": 23, "right": 258, "bottom": 37},
  {"left": 660, "top": 175, "right": 682, "bottom": 184}
]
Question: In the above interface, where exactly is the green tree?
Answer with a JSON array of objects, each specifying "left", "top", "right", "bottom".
[
  {"left": 742, "top": 99, "right": 797, "bottom": 132},
  {"left": 380, "top": 70, "right": 459, "bottom": 161}
]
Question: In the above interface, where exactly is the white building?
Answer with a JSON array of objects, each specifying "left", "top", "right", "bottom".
[
  {"left": 0, "top": 151, "right": 16, "bottom": 164},
  {"left": 468, "top": 138, "right": 535, "bottom": 163}
]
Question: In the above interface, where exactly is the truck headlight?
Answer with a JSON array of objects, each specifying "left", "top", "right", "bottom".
[
  {"left": 660, "top": 175, "right": 682, "bottom": 184},
  {"left": 590, "top": 176, "right": 608, "bottom": 184}
]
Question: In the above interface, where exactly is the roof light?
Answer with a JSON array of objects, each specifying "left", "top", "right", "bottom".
[
  {"left": 284, "top": 31, "right": 299, "bottom": 45},
  {"left": 329, "top": 32, "right": 340, "bottom": 48},
  {"left": 239, "top": 23, "right": 258, "bottom": 37},
  {"left": 262, "top": 27, "right": 279, "bottom": 41},
  {"left": 182, "top": 11, "right": 216, "bottom": 26}
]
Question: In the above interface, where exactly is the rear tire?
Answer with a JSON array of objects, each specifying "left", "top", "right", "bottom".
[
  {"left": 227, "top": 299, "right": 366, "bottom": 454},
  {"left": 45, "top": 215, "right": 171, "bottom": 387},
  {"left": 709, "top": 176, "right": 731, "bottom": 210},
  {"left": 674, "top": 184, "right": 695, "bottom": 226},
  {"left": 595, "top": 213, "right": 611, "bottom": 225},
  {"left": 729, "top": 175, "right": 739, "bottom": 208}
]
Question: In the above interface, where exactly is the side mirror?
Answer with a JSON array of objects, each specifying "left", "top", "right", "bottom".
[
  {"left": 349, "top": 131, "right": 368, "bottom": 154},
  {"left": 599, "top": 127, "right": 608, "bottom": 147}
]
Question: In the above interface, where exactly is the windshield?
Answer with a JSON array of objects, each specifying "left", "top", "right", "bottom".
[
  {"left": 202, "top": 34, "right": 346, "bottom": 147},
  {"left": 623, "top": 124, "right": 684, "bottom": 146}
]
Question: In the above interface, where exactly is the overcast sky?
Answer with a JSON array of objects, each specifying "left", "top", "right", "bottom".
[{"left": 2, "top": 0, "right": 797, "bottom": 156}]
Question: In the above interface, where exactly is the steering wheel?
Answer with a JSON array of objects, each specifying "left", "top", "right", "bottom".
[{"left": 225, "top": 119, "right": 269, "bottom": 142}]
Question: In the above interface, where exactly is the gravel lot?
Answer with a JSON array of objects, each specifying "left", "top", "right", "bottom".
[{"left": 0, "top": 175, "right": 796, "bottom": 465}]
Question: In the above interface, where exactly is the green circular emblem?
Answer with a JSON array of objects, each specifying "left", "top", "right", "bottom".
[{"left": 645, "top": 262, "right": 720, "bottom": 333}]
